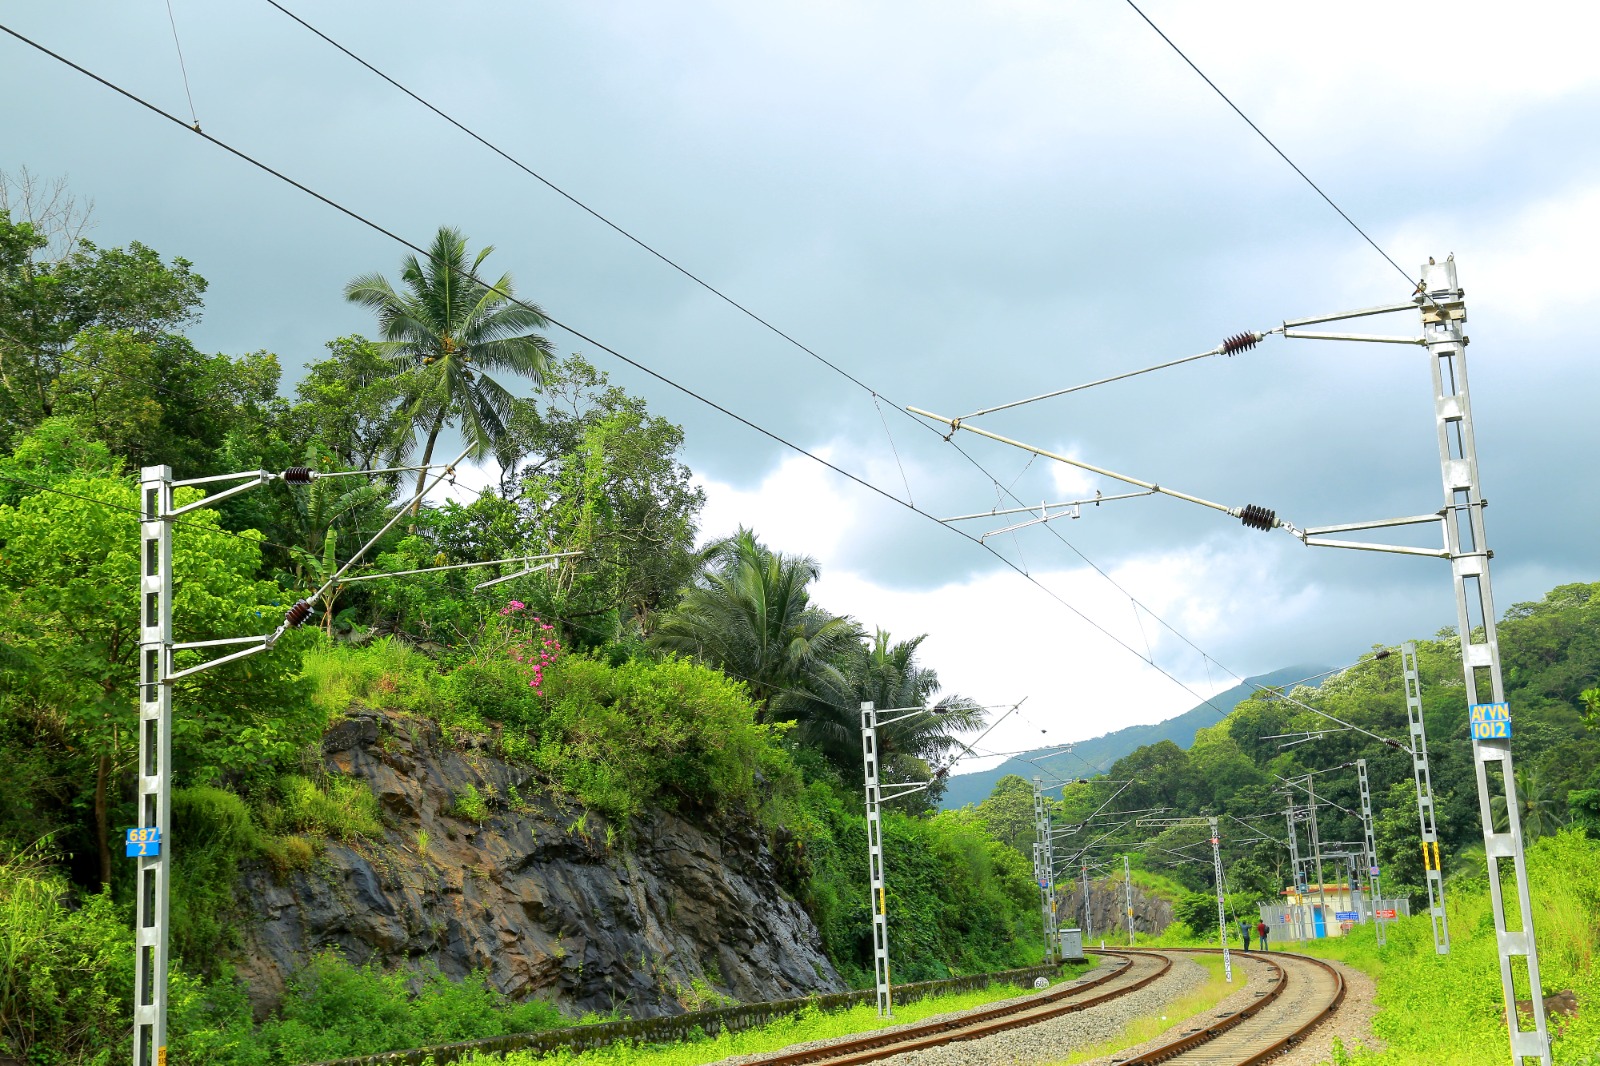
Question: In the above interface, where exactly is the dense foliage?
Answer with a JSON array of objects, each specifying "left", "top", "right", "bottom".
[
  {"left": 0, "top": 186, "right": 1018, "bottom": 1063},
  {"left": 1001, "top": 581, "right": 1600, "bottom": 917}
]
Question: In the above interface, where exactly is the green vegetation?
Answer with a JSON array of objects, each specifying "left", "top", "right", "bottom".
[
  {"left": 0, "top": 187, "right": 1041, "bottom": 1063},
  {"left": 1296, "top": 831, "right": 1600, "bottom": 1063},
  {"left": 455, "top": 976, "right": 1078, "bottom": 1066}
]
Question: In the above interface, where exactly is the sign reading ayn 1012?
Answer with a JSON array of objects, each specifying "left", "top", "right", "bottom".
[
  {"left": 1470, "top": 702, "right": 1512, "bottom": 740},
  {"left": 125, "top": 826, "right": 161, "bottom": 857}
]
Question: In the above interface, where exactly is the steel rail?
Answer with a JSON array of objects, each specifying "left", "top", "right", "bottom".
[
  {"left": 1116, "top": 949, "right": 1346, "bottom": 1065},
  {"left": 741, "top": 950, "right": 1171, "bottom": 1066}
]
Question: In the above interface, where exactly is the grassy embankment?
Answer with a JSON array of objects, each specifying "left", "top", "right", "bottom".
[
  {"left": 455, "top": 961, "right": 1098, "bottom": 1066},
  {"left": 1285, "top": 831, "right": 1600, "bottom": 1064}
]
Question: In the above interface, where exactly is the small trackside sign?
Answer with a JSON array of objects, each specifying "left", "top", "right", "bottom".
[
  {"left": 125, "top": 826, "right": 161, "bottom": 857},
  {"left": 1335, "top": 911, "right": 1359, "bottom": 921},
  {"left": 1470, "top": 702, "right": 1511, "bottom": 740}
]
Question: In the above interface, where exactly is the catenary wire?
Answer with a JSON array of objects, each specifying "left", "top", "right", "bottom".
[
  {"left": 163, "top": 0, "right": 200, "bottom": 129},
  {"left": 1118, "top": 0, "right": 1421, "bottom": 294},
  {"left": 255, "top": 1, "right": 1260, "bottom": 718},
  {"left": 2, "top": 20, "right": 1330, "bottom": 758}
]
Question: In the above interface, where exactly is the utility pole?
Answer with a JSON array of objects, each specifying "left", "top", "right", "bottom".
[
  {"left": 1402, "top": 640, "right": 1450, "bottom": 953},
  {"left": 134, "top": 466, "right": 174, "bottom": 1066},
  {"left": 132, "top": 453, "right": 475, "bottom": 1066},
  {"left": 908, "top": 256, "right": 1549, "bottom": 1062},
  {"left": 1307, "top": 776, "right": 1329, "bottom": 935},
  {"left": 1421, "top": 259, "right": 1548, "bottom": 1062},
  {"left": 1033, "top": 777, "right": 1058, "bottom": 964},
  {"left": 1210, "top": 817, "right": 1232, "bottom": 982},
  {"left": 1124, "top": 853, "right": 1135, "bottom": 946},
  {"left": 860, "top": 702, "right": 891, "bottom": 1018},
  {"left": 1284, "top": 798, "right": 1307, "bottom": 942},
  {"left": 1081, "top": 862, "right": 1092, "bottom": 942},
  {"left": 1356, "top": 759, "right": 1386, "bottom": 945}
]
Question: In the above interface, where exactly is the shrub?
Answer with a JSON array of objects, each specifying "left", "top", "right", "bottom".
[
  {"left": 302, "top": 636, "right": 444, "bottom": 720},
  {"left": 0, "top": 848, "right": 132, "bottom": 1062},
  {"left": 451, "top": 783, "right": 491, "bottom": 824},
  {"left": 172, "top": 786, "right": 262, "bottom": 970},
  {"left": 259, "top": 775, "right": 382, "bottom": 842},
  {"left": 251, "top": 951, "right": 565, "bottom": 1062}
]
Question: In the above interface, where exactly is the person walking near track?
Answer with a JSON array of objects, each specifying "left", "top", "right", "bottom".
[
  {"left": 1239, "top": 919, "right": 1252, "bottom": 952},
  {"left": 1257, "top": 918, "right": 1270, "bottom": 951}
]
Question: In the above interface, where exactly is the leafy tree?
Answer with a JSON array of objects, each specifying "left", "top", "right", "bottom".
[
  {"left": 496, "top": 355, "right": 704, "bottom": 632},
  {"left": 0, "top": 210, "right": 207, "bottom": 447},
  {"left": 652, "top": 527, "right": 859, "bottom": 720},
  {"left": 291, "top": 335, "right": 414, "bottom": 473},
  {"left": 344, "top": 226, "right": 555, "bottom": 504},
  {"left": 0, "top": 431, "right": 316, "bottom": 887},
  {"left": 976, "top": 774, "right": 1037, "bottom": 855},
  {"left": 787, "top": 628, "right": 985, "bottom": 801}
]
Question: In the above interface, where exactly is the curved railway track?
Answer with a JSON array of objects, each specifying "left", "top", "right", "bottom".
[
  {"left": 1114, "top": 950, "right": 1345, "bottom": 1066},
  {"left": 735, "top": 948, "right": 1345, "bottom": 1066},
  {"left": 735, "top": 951, "right": 1170, "bottom": 1066}
]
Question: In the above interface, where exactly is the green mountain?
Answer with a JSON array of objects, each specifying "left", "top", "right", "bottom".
[{"left": 938, "top": 664, "right": 1331, "bottom": 810}]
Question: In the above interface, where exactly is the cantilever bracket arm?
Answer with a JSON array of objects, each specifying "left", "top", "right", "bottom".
[
  {"left": 1297, "top": 511, "right": 1450, "bottom": 559},
  {"left": 166, "top": 636, "right": 273, "bottom": 682}
]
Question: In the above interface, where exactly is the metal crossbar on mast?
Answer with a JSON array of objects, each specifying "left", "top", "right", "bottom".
[
  {"left": 911, "top": 258, "right": 1548, "bottom": 1063},
  {"left": 132, "top": 446, "right": 565, "bottom": 1065}
]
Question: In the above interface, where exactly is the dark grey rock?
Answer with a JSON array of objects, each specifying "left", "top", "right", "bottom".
[{"left": 235, "top": 708, "right": 844, "bottom": 1020}]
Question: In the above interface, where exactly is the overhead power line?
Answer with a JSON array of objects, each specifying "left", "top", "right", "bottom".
[
  {"left": 0, "top": 20, "right": 1262, "bottom": 735},
  {"left": 257, "top": 2, "right": 1257, "bottom": 721},
  {"left": 1119, "top": 0, "right": 1420, "bottom": 292}
]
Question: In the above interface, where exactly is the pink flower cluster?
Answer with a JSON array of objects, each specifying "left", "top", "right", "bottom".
[{"left": 504, "top": 604, "right": 561, "bottom": 695}]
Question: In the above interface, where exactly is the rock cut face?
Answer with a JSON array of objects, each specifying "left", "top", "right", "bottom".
[{"left": 235, "top": 708, "right": 844, "bottom": 1019}]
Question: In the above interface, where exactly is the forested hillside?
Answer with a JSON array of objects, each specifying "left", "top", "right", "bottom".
[
  {"left": 0, "top": 191, "right": 1040, "bottom": 1063},
  {"left": 990, "top": 581, "right": 1600, "bottom": 928},
  {"left": 939, "top": 664, "right": 1329, "bottom": 810}
]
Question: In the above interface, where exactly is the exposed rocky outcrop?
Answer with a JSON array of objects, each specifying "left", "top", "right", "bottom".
[
  {"left": 1056, "top": 879, "right": 1174, "bottom": 943},
  {"left": 234, "top": 707, "right": 844, "bottom": 1019}
]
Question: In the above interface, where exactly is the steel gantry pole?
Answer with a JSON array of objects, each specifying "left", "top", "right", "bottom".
[
  {"left": 1307, "top": 776, "right": 1329, "bottom": 934},
  {"left": 1355, "top": 759, "right": 1386, "bottom": 945},
  {"left": 134, "top": 467, "right": 174, "bottom": 1066},
  {"left": 1124, "top": 853, "right": 1135, "bottom": 946},
  {"left": 1210, "top": 818, "right": 1232, "bottom": 982},
  {"left": 1033, "top": 777, "right": 1058, "bottom": 963},
  {"left": 1421, "top": 259, "right": 1549, "bottom": 1062},
  {"left": 1284, "top": 799, "right": 1307, "bottom": 942},
  {"left": 859, "top": 702, "right": 892, "bottom": 1017},
  {"left": 1402, "top": 640, "right": 1450, "bottom": 953},
  {"left": 1081, "top": 862, "right": 1093, "bottom": 943}
]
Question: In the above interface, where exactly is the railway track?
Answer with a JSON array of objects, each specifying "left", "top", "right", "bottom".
[
  {"left": 733, "top": 948, "right": 1345, "bottom": 1066},
  {"left": 734, "top": 951, "right": 1171, "bottom": 1066},
  {"left": 1113, "top": 950, "right": 1345, "bottom": 1066}
]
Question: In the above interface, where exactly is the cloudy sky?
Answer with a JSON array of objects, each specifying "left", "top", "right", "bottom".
[{"left": 4, "top": 2, "right": 1597, "bottom": 771}]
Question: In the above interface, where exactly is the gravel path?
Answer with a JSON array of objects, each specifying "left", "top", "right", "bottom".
[{"left": 868, "top": 953, "right": 1211, "bottom": 1066}]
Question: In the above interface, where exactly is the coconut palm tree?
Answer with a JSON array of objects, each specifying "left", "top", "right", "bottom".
[
  {"left": 795, "top": 628, "right": 985, "bottom": 784},
  {"left": 344, "top": 226, "right": 556, "bottom": 507},
  {"left": 652, "top": 528, "right": 860, "bottom": 720}
]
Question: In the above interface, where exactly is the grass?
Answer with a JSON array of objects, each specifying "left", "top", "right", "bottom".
[
  {"left": 1287, "top": 830, "right": 1600, "bottom": 1065},
  {"left": 455, "top": 966, "right": 1097, "bottom": 1066},
  {"left": 1047, "top": 954, "right": 1233, "bottom": 1065}
]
